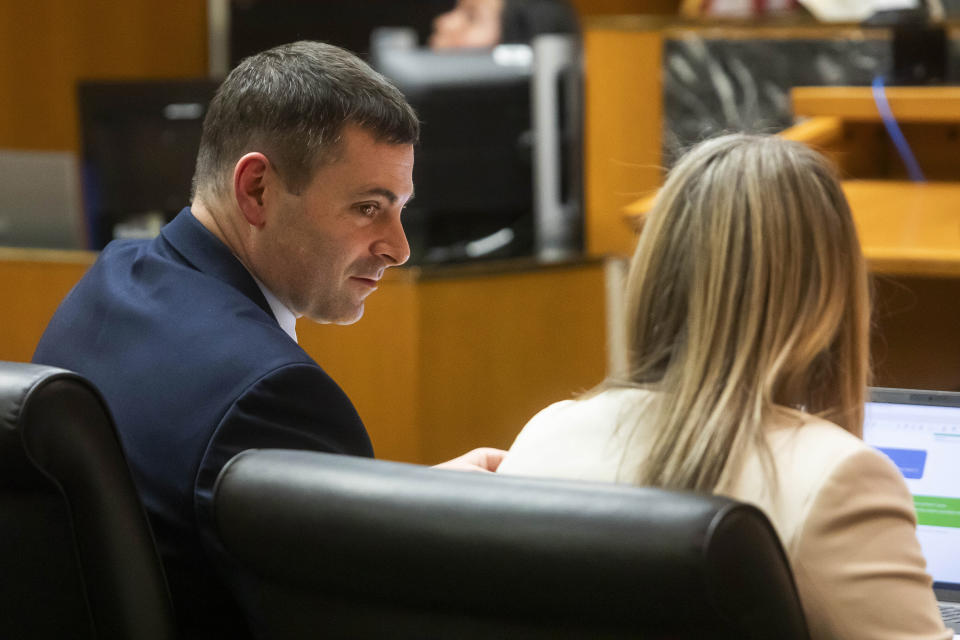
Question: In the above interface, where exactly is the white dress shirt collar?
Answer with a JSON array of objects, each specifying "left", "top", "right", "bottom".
[{"left": 251, "top": 276, "right": 300, "bottom": 343}]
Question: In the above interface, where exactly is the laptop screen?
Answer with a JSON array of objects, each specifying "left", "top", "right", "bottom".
[{"left": 864, "top": 388, "right": 960, "bottom": 589}]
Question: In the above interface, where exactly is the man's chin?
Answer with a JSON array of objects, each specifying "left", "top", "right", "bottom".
[
  {"left": 307, "top": 303, "right": 364, "bottom": 326},
  {"left": 332, "top": 310, "right": 364, "bottom": 326}
]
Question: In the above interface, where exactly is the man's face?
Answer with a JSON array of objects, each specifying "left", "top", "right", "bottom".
[
  {"left": 257, "top": 125, "right": 414, "bottom": 324},
  {"left": 429, "top": 0, "right": 504, "bottom": 50}
]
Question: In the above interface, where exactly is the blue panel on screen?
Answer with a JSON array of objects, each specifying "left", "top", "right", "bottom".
[{"left": 877, "top": 447, "right": 927, "bottom": 479}]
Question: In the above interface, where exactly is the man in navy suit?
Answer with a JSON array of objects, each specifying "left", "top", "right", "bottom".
[{"left": 34, "top": 41, "right": 504, "bottom": 638}]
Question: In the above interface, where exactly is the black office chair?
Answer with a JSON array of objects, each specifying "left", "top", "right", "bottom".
[
  {"left": 0, "top": 362, "right": 176, "bottom": 640},
  {"left": 214, "top": 449, "right": 810, "bottom": 640}
]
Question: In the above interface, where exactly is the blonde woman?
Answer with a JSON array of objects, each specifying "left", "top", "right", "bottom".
[{"left": 498, "top": 134, "right": 950, "bottom": 639}]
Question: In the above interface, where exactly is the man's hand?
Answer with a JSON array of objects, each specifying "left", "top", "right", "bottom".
[{"left": 433, "top": 447, "right": 507, "bottom": 473}]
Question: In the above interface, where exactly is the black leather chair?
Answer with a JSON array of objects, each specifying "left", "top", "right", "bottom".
[
  {"left": 0, "top": 362, "right": 176, "bottom": 640},
  {"left": 214, "top": 449, "right": 810, "bottom": 640}
]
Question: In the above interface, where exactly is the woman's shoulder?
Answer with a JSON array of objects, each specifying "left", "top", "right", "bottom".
[
  {"left": 522, "top": 387, "right": 654, "bottom": 438},
  {"left": 497, "top": 387, "right": 655, "bottom": 481},
  {"left": 766, "top": 412, "right": 888, "bottom": 476},
  {"left": 777, "top": 413, "right": 911, "bottom": 511},
  {"left": 770, "top": 416, "right": 944, "bottom": 639},
  {"left": 735, "top": 411, "right": 909, "bottom": 549}
]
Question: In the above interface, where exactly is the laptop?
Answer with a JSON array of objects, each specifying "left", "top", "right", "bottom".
[{"left": 865, "top": 388, "right": 960, "bottom": 636}]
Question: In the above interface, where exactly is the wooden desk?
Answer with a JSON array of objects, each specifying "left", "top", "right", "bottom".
[
  {"left": 786, "top": 87, "right": 960, "bottom": 182},
  {"left": 843, "top": 181, "right": 960, "bottom": 278},
  {"left": 792, "top": 86, "right": 960, "bottom": 123}
]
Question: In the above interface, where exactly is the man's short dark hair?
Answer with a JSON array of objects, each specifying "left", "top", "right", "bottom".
[{"left": 193, "top": 40, "right": 419, "bottom": 202}]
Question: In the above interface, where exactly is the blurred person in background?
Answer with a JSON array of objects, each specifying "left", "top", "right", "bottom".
[{"left": 429, "top": 0, "right": 578, "bottom": 49}]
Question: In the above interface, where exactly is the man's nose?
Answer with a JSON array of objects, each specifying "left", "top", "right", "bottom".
[{"left": 374, "top": 216, "right": 410, "bottom": 266}]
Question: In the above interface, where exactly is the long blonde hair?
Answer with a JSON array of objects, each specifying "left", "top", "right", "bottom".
[{"left": 618, "top": 134, "right": 870, "bottom": 492}]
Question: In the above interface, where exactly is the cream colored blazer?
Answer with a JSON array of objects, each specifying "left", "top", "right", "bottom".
[{"left": 498, "top": 388, "right": 951, "bottom": 640}]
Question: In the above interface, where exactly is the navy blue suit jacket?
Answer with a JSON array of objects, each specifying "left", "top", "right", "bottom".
[{"left": 34, "top": 208, "right": 374, "bottom": 637}]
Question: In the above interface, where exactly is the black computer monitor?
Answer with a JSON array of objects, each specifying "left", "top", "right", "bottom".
[
  {"left": 372, "top": 39, "right": 536, "bottom": 263},
  {"left": 78, "top": 79, "right": 219, "bottom": 249}
]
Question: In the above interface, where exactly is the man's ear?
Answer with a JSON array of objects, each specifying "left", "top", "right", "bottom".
[{"left": 233, "top": 152, "right": 271, "bottom": 227}]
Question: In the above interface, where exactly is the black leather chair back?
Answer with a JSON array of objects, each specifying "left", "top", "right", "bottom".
[
  {"left": 0, "top": 362, "right": 175, "bottom": 640},
  {"left": 214, "top": 449, "right": 810, "bottom": 640}
]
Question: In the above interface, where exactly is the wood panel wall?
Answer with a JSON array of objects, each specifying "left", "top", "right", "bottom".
[
  {"left": 297, "top": 271, "right": 424, "bottom": 464},
  {"left": 0, "top": 249, "right": 94, "bottom": 362},
  {"left": 415, "top": 263, "right": 608, "bottom": 463},
  {"left": 583, "top": 19, "right": 666, "bottom": 257},
  {"left": 0, "top": 1, "right": 207, "bottom": 152},
  {"left": 300, "top": 262, "right": 609, "bottom": 465},
  {"left": 872, "top": 276, "right": 960, "bottom": 392}
]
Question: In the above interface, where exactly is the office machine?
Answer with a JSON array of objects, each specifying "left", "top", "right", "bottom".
[
  {"left": 78, "top": 80, "right": 219, "bottom": 249},
  {"left": 372, "top": 29, "right": 583, "bottom": 263}
]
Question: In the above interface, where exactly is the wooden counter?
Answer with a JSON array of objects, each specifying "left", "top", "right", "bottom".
[
  {"left": 296, "top": 257, "right": 613, "bottom": 464},
  {"left": 0, "top": 248, "right": 96, "bottom": 362},
  {"left": 583, "top": 17, "right": 668, "bottom": 258},
  {"left": 0, "top": 251, "right": 611, "bottom": 465},
  {"left": 626, "top": 180, "right": 960, "bottom": 278},
  {"left": 844, "top": 181, "right": 960, "bottom": 278},
  {"left": 792, "top": 86, "right": 960, "bottom": 123}
]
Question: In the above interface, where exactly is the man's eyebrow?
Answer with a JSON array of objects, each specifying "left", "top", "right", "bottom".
[{"left": 355, "top": 187, "right": 415, "bottom": 204}]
